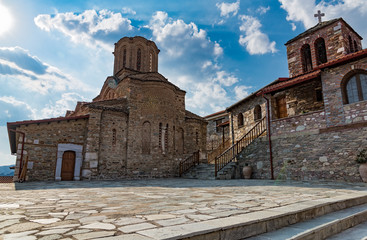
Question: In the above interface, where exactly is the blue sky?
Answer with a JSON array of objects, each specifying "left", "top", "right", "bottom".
[{"left": 0, "top": 0, "right": 366, "bottom": 166}]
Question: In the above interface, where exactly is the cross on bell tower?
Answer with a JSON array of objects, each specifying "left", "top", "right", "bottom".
[{"left": 314, "top": 10, "right": 325, "bottom": 23}]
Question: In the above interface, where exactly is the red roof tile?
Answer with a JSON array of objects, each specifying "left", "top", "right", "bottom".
[
  {"left": 7, "top": 115, "right": 89, "bottom": 127},
  {"left": 204, "top": 110, "right": 227, "bottom": 118}
]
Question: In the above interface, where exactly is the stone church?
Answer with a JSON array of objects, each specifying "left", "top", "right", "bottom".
[
  {"left": 7, "top": 36, "right": 207, "bottom": 181},
  {"left": 220, "top": 17, "right": 367, "bottom": 182}
]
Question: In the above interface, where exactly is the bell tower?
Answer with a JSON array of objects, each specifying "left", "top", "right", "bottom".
[{"left": 113, "top": 36, "right": 160, "bottom": 75}]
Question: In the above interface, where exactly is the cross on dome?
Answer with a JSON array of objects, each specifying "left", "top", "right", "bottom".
[{"left": 314, "top": 10, "right": 325, "bottom": 23}]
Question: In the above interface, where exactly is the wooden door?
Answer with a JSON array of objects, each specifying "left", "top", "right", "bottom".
[
  {"left": 61, "top": 151, "right": 75, "bottom": 181},
  {"left": 276, "top": 96, "right": 288, "bottom": 119}
]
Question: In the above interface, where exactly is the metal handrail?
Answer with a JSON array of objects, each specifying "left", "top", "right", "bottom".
[
  {"left": 215, "top": 117, "right": 266, "bottom": 177},
  {"left": 179, "top": 150, "right": 200, "bottom": 177}
]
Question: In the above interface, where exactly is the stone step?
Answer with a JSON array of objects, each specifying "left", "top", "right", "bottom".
[
  {"left": 326, "top": 220, "right": 367, "bottom": 240},
  {"left": 247, "top": 203, "right": 367, "bottom": 240},
  {"left": 137, "top": 193, "right": 367, "bottom": 240}
]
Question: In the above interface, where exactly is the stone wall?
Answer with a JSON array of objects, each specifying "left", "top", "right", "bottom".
[
  {"left": 271, "top": 79, "right": 324, "bottom": 119},
  {"left": 229, "top": 96, "right": 266, "bottom": 142},
  {"left": 322, "top": 57, "right": 367, "bottom": 127},
  {"left": 271, "top": 110, "right": 326, "bottom": 136},
  {"left": 238, "top": 125, "right": 367, "bottom": 182},
  {"left": 14, "top": 119, "right": 88, "bottom": 181},
  {"left": 185, "top": 118, "right": 208, "bottom": 162},
  {"left": 206, "top": 114, "right": 229, "bottom": 151}
]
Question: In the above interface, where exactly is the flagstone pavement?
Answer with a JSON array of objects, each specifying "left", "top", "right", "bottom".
[{"left": 0, "top": 179, "right": 366, "bottom": 240}]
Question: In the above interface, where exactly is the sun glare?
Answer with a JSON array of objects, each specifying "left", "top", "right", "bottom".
[{"left": 0, "top": 4, "right": 13, "bottom": 35}]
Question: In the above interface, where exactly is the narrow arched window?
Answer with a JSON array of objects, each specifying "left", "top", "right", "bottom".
[
  {"left": 122, "top": 48, "right": 127, "bottom": 68},
  {"left": 136, "top": 48, "right": 141, "bottom": 71},
  {"left": 159, "top": 123, "right": 162, "bottom": 150},
  {"left": 142, "top": 122, "right": 151, "bottom": 154},
  {"left": 149, "top": 52, "right": 153, "bottom": 72},
  {"left": 354, "top": 40, "right": 358, "bottom": 52},
  {"left": 165, "top": 124, "right": 169, "bottom": 152},
  {"left": 315, "top": 38, "right": 327, "bottom": 65},
  {"left": 342, "top": 71, "right": 367, "bottom": 104},
  {"left": 301, "top": 44, "right": 313, "bottom": 73},
  {"left": 112, "top": 129, "right": 117, "bottom": 147},
  {"left": 237, "top": 113, "right": 244, "bottom": 127},
  {"left": 195, "top": 130, "right": 199, "bottom": 145},
  {"left": 349, "top": 36, "right": 354, "bottom": 53},
  {"left": 254, "top": 105, "right": 262, "bottom": 121}
]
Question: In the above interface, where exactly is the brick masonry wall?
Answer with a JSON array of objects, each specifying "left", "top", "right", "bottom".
[
  {"left": 206, "top": 115, "right": 229, "bottom": 151},
  {"left": 286, "top": 19, "right": 362, "bottom": 77},
  {"left": 238, "top": 126, "right": 367, "bottom": 182},
  {"left": 14, "top": 119, "right": 87, "bottom": 181}
]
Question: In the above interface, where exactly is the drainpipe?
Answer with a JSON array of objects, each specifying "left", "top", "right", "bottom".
[
  {"left": 262, "top": 95, "right": 274, "bottom": 180},
  {"left": 9, "top": 129, "right": 25, "bottom": 178}
]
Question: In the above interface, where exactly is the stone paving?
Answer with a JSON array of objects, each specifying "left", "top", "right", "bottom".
[{"left": 0, "top": 179, "right": 366, "bottom": 240}]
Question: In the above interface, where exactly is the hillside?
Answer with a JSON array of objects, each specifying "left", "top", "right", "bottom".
[{"left": 0, "top": 165, "right": 14, "bottom": 176}]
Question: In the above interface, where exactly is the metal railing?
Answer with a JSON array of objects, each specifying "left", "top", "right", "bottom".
[
  {"left": 215, "top": 117, "right": 266, "bottom": 177},
  {"left": 207, "top": 138, "right": 231, "bottom": 164},
  {"left": 179, "top": 150, "right": 200, "bottom": 177}
]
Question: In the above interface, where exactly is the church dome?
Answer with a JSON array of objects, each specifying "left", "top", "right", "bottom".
[{"left": 113, "top": 36, "right": 160, "bottom": 75}]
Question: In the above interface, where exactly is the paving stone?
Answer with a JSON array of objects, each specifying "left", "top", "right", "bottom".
[
  {"left": 102, "top": 234, "right": 154, "bottom": 240},
  {"left": 119, "top": 223, "right": 157, "bottom": 233},
  {"left": 144, "top": 214, "right": 176, "bottom": 221},
  {"left": 80, "top": 222, "right": 116, "bottom": 230},
  {"left": 3, "top": 222, "right": 42, "bottom": 233},
  {"left": 0, "top": 214, "right": 25, "bottom": 222},
  {"left": 72, "top": 231, "right": 116, "bottom": 240},
  {"left": 0, "top": 203, "right": 19, "bottom": 209},
  {"left": 3, "top": 230, "right": 39, "bottom": 240},
  {"left": 30, "top": 218, "right": 61, "bottom": 224},
  {"left": 38, "top": 234, "right": 62, "bottom": 240},
  {"left": 36, "top": 228, "right": 72, "bottom": 235},
  {"left": 156, "top": 217, "right": 190, "bottom": 226},
  {"left": 79, "top": 215, "right": 107, "bottom": 223},
  {"left": 114, "top": 217, "right": 146, "bottom": 226},
  {"left": 0, "top": 219, "right": 20, "bottom": 229},
  {"left": 65, "top": 229, "right": 91, "bottom": 235}
]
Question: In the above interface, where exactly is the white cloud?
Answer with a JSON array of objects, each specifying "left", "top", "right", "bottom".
[
  {"left": 149, "top": 11, "right": 210, "bottom": 58},
  {"left": 0, "top": 126, "right": 16, "bottom": 166},
  {"left": 214, "top": 42, "right": 224, "bottom": 57},
  {"left": 34, "top": 9, "right": 134, "bottom": 50},
  {"left": 234, "top": 85, "right": 251, "bottom": 100},
  {"left": 39, "top": 92, "right": 88, "bottom": 118},
  {"left": 0, "top": 96, "right": 37, "bottom": 119},
  {"left": 213, "top": 70, "right": 238, "bottom": 86},
  {"left": 238, "top": 15, "right": 277, "bottom": 55},
  {"left": 257, "top": 6, "right": 270, "bottom": 15},
  {"left": 279, "top": 0, "right": 367, "bottom": 29},
  {"left": 216, "top": 1, "right": 240, "bottom": 18},
  {"left": 0, "top": 47, "right": 95, "bottom": 95},
  {"left": 121, "top": 7, "right": 136, "bottom": 15},
  {"left": 291, "top": 22, "right": 297, "bottom": 31}
]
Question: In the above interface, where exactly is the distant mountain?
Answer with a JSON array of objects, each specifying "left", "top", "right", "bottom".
[{"left": 0, "top": 165, "right": 14, "bottom": 176}]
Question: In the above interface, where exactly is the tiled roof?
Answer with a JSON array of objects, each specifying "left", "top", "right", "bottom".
[
  {"left": 217, "top": 120, "right": 229, "bottom": 127},
  {"left": 185, "top": 110, "right": 205, "bottom": 121},
  {"left": 259, "top": 70, "right": 321, "bottom": 94},
  {"left": 204, "top": 110, "right": 227, "bottom": 119},
  {"left": 7, "top": 115, "right": 89, "bottom": 127},
  {"left": 259, "top": 48, "right": 367, "bottom": 95}
]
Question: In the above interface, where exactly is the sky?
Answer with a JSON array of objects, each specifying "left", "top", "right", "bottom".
[{"left": 0, "top": 0, "right": 367, "bottom": 166}]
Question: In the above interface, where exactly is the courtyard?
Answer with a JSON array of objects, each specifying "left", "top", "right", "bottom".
[{"left": 0, "top": 179, "right": 366, "bottom": 239}]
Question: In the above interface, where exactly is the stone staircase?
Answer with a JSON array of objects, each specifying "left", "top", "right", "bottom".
[
  {"left": 181, "top": 162, "right": 241, "bottom": 180},
  {"left": 180, "top": 163, "right": 215, "bottom": 180}
]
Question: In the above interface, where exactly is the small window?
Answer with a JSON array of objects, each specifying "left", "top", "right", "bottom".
[
  {"left": 137, "top": 48, "right": 141, "bottom": 71},
  {"left": 315, "top": 38, "right": 327, "bottom": 65},
  {"left": 342, "top": 72, "right": 367, "bottom": 104},
  {"left": 349, "top": 36, "right": 354, "bottom": 53},
  {"left": 254, "top": 105, "right": 262, "bottom": 121},
  {"left": 315, "top": 89, "right": 323, "bottom": 102},
  {"left": 237, "top": 113, "right": 244, "bottom": 127},
  {"left": 301, "top": 44, "right": 313, "bottom": 73},
  {"left": 215, "top": 119, "right": 223, "bottom": 132},
  {"left": 354, "top": 40, "right": 358, "bottom": 52},
  {"left": 195, "top": 130, "right": 199, "bottom": 145},
  {"left": 123, "top": 48, "right": 127, "bottom": 68},
  {"left": 159, "top": 123, "right": 162, "bottom": 150},
  {"left": 165, "top": 124, "right": 169, "bottom": 152},
  {"left": 112, "top": 129, "right": 117, "bottom": 146}
]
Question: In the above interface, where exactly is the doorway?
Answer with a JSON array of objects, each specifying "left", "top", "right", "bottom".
[{"left": 61, "top": 151, "right": 75, "bottom": 181}]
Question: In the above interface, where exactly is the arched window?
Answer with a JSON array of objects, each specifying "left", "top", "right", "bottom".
[
  {"left": 301, "top": 44, "right": 313, "bottom": 73},
  {"left": 315, "top": 38, "right": 327, "bottom": 65},
  {"left": 112, "top": 129, "right": 117, "bottom": 147},
  {"left": 349, "top": 36, "right": 354, "bottom": 53},
  {"left": 195, "top": 130, "right": 199, "bottom": 145},
  {"left": 159, "top": 123, "right": 162, "bottom": 151},
  {"left": 254, "top": 105, "right": 262, "bottom": 121},
  {"left": 354, "top": 40, "right": 358, "bottom": 52},
  {"left": 142, "top": 122, "right": 151, "bottom": 154},
  {"left": 122, "top": 48, "right": 127, "bottom": 68},
  {"left": 136, "top": 48, "right": 141, "bottom": 71},
  {"left": 342, "top": 71, "right": 367, "bottom": 104},
  {"left": 149, "top": 52, "right": 153, "bottom": 72},
  {"left": 165, "top": 124, "right": 169, "bottom": 152},
  {"left": 237, "top": 113, "right": 244, "bottom": 127}
]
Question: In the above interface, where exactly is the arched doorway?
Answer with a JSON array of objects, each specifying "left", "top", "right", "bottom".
[{"left": 61, "top": 151, "right": 75, "bottom": 181}]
